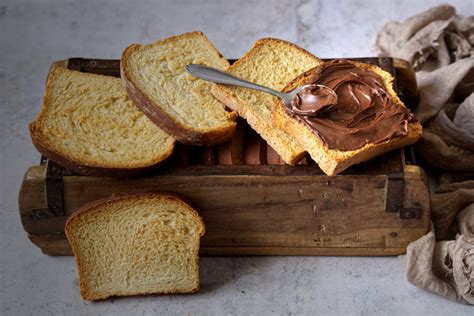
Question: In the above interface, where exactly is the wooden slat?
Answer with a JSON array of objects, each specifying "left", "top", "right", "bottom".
[
  {"left": 19, "top": 165, "right": 429, "bottom": 255},
  {"left": 29, "top": 235, "right": 411, "bottom": 257}
]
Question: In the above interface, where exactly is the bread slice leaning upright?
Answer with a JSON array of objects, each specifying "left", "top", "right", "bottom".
[
  {"left": 273, "top": 60, "right": 423, "bottom": 175},
  {"left": 211, "top": 38, "right": 323, "bottom": 165},
  {"left": 29, "top": 67, "right": 175, "bottom": 176},
  {"left": 65, "top": 192, "right": 205, "bottom": 301},
  {"left": 121, "top": 31, "right": 237, "bottom": 146}
]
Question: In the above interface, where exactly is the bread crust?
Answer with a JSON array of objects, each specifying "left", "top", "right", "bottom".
[
  {"left": 211, "top": 38, "right": 322, "bottom": 165},
  {"left": 65, "top": 192, "right": 205, "bottom": 301},
  {"left": 228, "top": 37, "right": 321, "bottom": 71},
  {"left": 29, "top": 68, "right": 176, "bottom": 177},
  {"left": 121, "top": 31, "right": 237, "bottom": 146},
  {"left": 30, "top": 123, "right": 174, "bottom": 178},
  {"left": 273, "top": 60, "right": 423, "bottom": 175}
]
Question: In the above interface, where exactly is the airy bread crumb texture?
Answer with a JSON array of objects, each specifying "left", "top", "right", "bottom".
[
  {"left": 211, "top": 38, "right": 322, "bottom": 164},
  {"left": 273, "top": 60, "right": 423, "bottom": 175},
  {"left": 122, "top": 32, "right": 236, "bottom": 143},
  {"left": 29, "top": 67, "right": 175, "bottom": 172},
  {"left": 65, "top": 193, "right": 205, "bottom": 301}
]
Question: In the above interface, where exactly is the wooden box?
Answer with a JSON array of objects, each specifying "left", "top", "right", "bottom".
[{"left": 18, "top": 57, "right": 429, "bottom": 256}]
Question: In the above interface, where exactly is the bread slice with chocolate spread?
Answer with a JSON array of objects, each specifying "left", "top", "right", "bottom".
[{"left": 273, "top": 60, "right": 422, "bottom": 176}]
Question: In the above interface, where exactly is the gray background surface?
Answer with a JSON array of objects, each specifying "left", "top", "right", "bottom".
[{"left": 1, "top": 0, "right": 473, "bottom": 315}]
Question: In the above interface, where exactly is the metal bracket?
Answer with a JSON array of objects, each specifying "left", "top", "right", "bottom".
[
  {"left": 30, "top": 158, "right": 73, "bottom": 218},
  {"left": 386, "top": 173, "right": 404, "bottom": 213},
  {"left": 399, "top": 207, "right": 423, "bottom": 219},
  {"left": 45, "top": 160, "right": 67, "bottom": 216},
  {"left": 30, "top": 207, "right": 56, "bottom": 219},
  {"left": 385, "top": 172, "right": 423, "bottom": 219}
]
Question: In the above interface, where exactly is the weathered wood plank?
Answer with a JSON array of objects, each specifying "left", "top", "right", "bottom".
[
  {"left": 28, "top": 234, "right": 411, "bottom": 257},
  {"left": 19, "top": 165, "right": 429, "bottom": 255}
]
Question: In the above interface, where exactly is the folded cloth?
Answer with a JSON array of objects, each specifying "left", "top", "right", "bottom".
[
  {"left": 431, "top": 173, "right": 474, "bottom": 240},
  {"left": 375, "top": 4, "right": 473, "bottom": 71},
  {"left": 415, "top": 58, "right": 473, "bottom": 124},
  {"left": 401, "top": 196, "right": 473, "bottom": 304},
  {"left": 375, "top": 4, "right": 474, "bottom": 305}
]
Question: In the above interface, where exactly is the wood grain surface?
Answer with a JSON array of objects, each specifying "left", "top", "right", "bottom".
[{"left": 19, "top": 165, "right": 430, "bottom": 256}]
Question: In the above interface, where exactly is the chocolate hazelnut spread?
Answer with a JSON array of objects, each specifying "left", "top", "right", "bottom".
[
  {"left": 290, "top": 84, "right": 338, "bottom": 116},
  {"left": 285, "top": 60, "right": 416, "bottom": 151}
]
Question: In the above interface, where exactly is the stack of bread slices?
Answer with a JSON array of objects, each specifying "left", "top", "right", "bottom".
[
  {"left": 30, "top": 31, "right": 421, "bottom": 177},
  {"left": 29, "top": 31, "right": 421, "bottom": 300}
]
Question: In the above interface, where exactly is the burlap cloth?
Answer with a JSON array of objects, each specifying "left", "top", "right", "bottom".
[{"left": 375, "top": 4, "right": 473, "bottom": 304}]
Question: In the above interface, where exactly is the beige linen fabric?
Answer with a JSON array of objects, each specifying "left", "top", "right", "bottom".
[{"left": 376, "top": 4, "right": 473, "bottom": 304}]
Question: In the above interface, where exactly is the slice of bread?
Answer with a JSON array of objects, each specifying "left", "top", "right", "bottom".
[
  {"left": 211, "top": 38, "right": 322, "bottom": 165},
  {"left": 273, "top": 60, "right": 423, "bottom": 175},
  {"left": 29, "top": 67, "right": 175, "bottom": 176},
  {"left": 121, "top": 31, "right": 237, "bottom": 146},
  {"left": 65, "top": 192, "right": 205, "bottom": 301}
]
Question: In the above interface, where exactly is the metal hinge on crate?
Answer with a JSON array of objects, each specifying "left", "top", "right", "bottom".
[
  {"left": 30, "top": 158, "right": 74, "bottom": 219},
  {"left": 385, "top": 172, "right": 422, "bottom": 219}
]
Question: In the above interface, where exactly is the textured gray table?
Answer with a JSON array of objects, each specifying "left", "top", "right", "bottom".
[{"left": 1, "top": 0, "right": 472, "bottom": 315}]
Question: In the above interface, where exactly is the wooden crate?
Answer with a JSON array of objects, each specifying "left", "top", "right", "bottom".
[{"left": 18, "top": 57, "right": 429, "bottom": 256}]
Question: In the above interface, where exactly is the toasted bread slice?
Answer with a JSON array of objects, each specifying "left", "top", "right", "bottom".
[
  {"left": 65, "top": 192, "right": 205, "bottom": 301},
  {"left": 211, "top": 38, "right": 322, "bottom": 165},
  {"left": 29, "top": 67, "right": 175, "bottom": 176},
  {"left": 121, "top": 31, "right": 237, "bottom": 146},
  {"left": 273, "top": 60, "right": 422, "bottom": 175}
]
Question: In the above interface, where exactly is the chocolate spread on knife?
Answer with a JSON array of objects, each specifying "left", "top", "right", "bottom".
[{"left": 285, "top": 60, "right": 415, "bottom": 151}]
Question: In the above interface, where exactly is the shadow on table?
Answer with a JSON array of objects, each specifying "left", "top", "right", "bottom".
[{"left": 197, "top": 256, "right": 277, "bottom": 295}]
